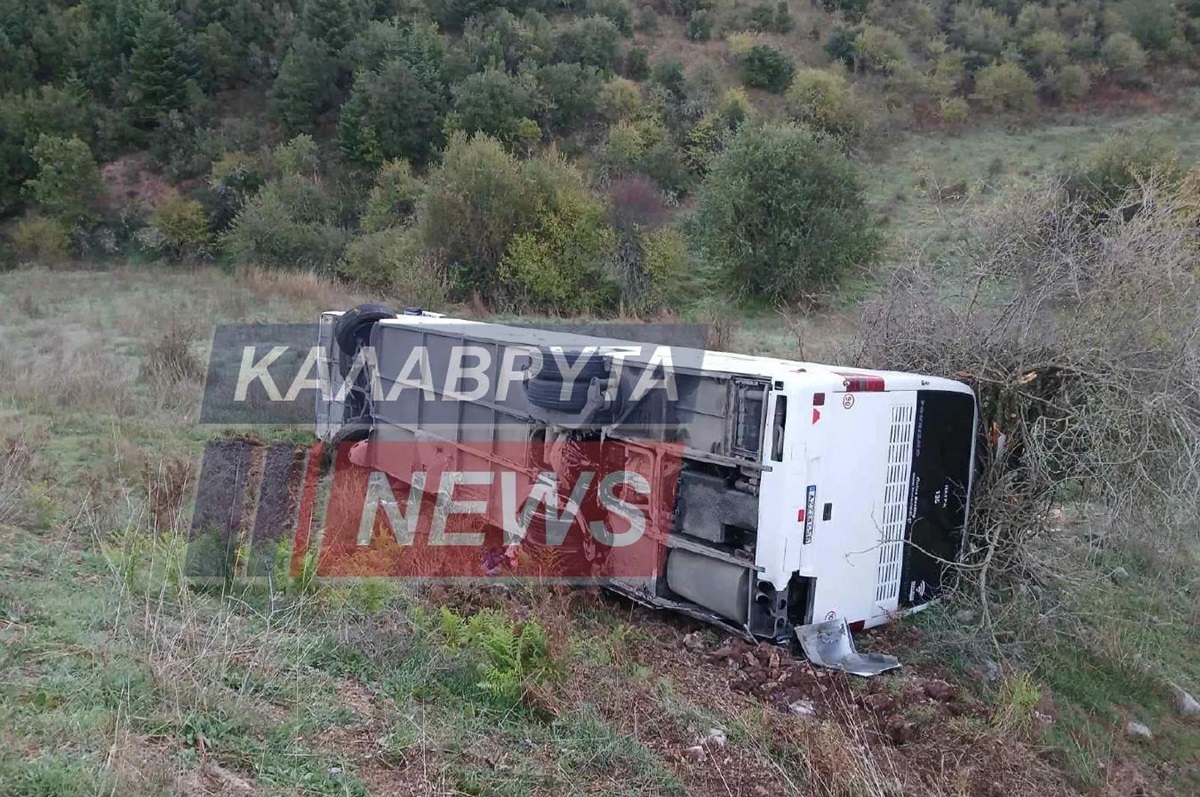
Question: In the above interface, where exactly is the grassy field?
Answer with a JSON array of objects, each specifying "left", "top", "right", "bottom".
[{"left": 3, "top": 111, "right": 1200, "bottom": 796}]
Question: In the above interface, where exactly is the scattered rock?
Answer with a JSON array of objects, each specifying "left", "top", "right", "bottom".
[
  {"left": 1167, "top": 683, "right": 1200, "bottom": 718},
  {"left": 788, "top": 699, "right": 817, "bottom": 717},
  {"left": 922, "top": 680, "right": 957, "bottom": 702},
  {"left": 683, "top": 745, "right": 707, "bottom": 762},
  {"left": 953, "top": 609, "right": 977, "bottom": 623},
  {"left": 703, "top": 728, "right": 727, "bottom": 748},
  {"left": 859, "top": 693, "right": 896, "bottom": 713},
  {"left": 753, "top": 787, "right": 770, "bottom": 797},
  {"left": 1125, "top": 721, "right": 1153, "bottom": 741},
  {"left": 743, "top": 651, "right": 760, "bottom": 668},
  {"left": 885, "top": 714, "right": 916, "bottom": 745},
  {"left": 767, "top": 649, "right": 781, "bottom": 670},
  {"left": 1109, "top": 566, "right": 1131, "bottom": 582},
  {"left": 1034, "top": 711, "right": 1055, "bottom": 724},
  {"left": 980, "top": 658, "right": 1000, "bottom": 683},
  {"left": 709, "top": 645, "right": 735, "bottom": 661},
  {"left": 682, "top": 631, "right": 705, "bottom": 651}
]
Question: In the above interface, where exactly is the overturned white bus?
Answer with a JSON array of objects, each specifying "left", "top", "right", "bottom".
[{"left": 316, "top": 304, "right": 977, "bottom": 644}]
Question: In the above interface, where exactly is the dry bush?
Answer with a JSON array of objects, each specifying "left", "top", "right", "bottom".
[
  {"left": 140, "top": 318, "right": 204, "bottom": 386},
  {"left": 0, "top": 438, "right": 36, "bottom": 527},
  {"left": 143, "top": 457, "right": 194, "bottom": 532},
  {"left": 849, "top": 178, "right": 1200, "bottom": 628}
]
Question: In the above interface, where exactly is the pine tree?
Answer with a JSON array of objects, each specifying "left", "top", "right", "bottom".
[
  {"left": 128, "top": 8, "right": 196, "bottom": 128},
  {"left": 270, "top": 35, "right": 334, "bottom": 136},
  {"left": 301, "top": 0, "right": 358, "bottom": 53},
  {"left": 339, "top": 58, "right": 443, "bottom": 165}
]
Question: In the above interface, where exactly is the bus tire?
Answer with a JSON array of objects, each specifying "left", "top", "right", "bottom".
[
  {"left": 525, "top": 375, "right": 591, "bottom": 413},
  {"left": 532, "top": 346, "right": 607, "bottom": 382},
  {"left": 334, "top": 303, "right": 397, "bottom": 354}
]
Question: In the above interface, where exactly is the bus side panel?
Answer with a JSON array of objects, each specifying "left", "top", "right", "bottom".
[{"left": 900, "top": 390, "right": 976, "bottom": 607}]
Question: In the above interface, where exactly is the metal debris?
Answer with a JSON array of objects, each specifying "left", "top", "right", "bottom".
[{"left": 794, "top": 617, "right": 900, "bottom": 677}]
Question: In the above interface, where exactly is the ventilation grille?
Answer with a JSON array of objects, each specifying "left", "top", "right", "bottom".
[{"left": 875, "top": 403, "right": 914, "bottom": 605}]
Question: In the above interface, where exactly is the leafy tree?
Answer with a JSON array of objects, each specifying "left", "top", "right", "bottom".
[
  {"left": 340, "top": 58, "right": 445, "bottom": 165},
  {"left": 624, "top": 45, "right": 649, "bottom": 79},
  {"left": 128, "top": 8, "right": 197, "bottom": 128},
  {"left": 552, "top": 15, "right": 621, "bottom": 73},
  {"left": 446, "top": 69, "right": 540, "bottom": 143},
  {"left": 0, "top": 83, "right": 95, "bottom": 217},
  {"left": 454, "top": 10, "right": 546, "bottom": 74},
  {"left": 1101, "top": 32, "right": 1148, "bottom": 84},
  {"left": 25, "top": 134, "right": 102, "bottom": 227},
  {"left": 148, "top": 197, "right": 211, "bottom": 260},
  {"left": 222, "top": 174, "right": 348, "bottom": 270},
  {"left": 12, "top": 214, "right": 73, "bottom": 264},
  {"left": 362, "top": 159, "right": 424, "bottom": 232},
  {"left": 697, "top": 123, "right": 880, "bottom": 301},
  {"left": 419, "top": 133, "right": 543, "bottom": 297},
  {"left": 972, "top": 62, "right": 1037, "bottom": 113},
  {"left": 785, "top": 67, "right": 867, "bottom": 143},
  {"left": 534, "top": 63, "right": 601, "bottom": 133},
  {"left": 825, "top": 24, "right": 860, "bottom": 68},
  {"left": 501, "top": 177, "right": 618, "bottom": 314},
  {"left": 271, "top": 35, "right": 335, "bottom": 136},
  {"left": 1122, "top": 0, "right": 1178, "bottom": 52},
  {"left": 740, "top": 44, "right": 794, "bottom": 93}
]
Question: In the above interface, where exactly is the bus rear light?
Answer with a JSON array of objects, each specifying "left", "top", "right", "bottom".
[{"left": 837, "top": 373, "right": 885, "bottom": 392}]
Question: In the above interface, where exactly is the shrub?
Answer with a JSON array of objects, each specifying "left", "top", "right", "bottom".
[
  {"left": 534, "top": 63, "right": 601, "bottom": 133},
  {"left": 785, "top": 68, "right": 866, "bottom": 143},
  {"left": 726, "top": 31, "right": 759, "bottom": 59},
  {"left": 1064, "top": 132, "right": 1183, "bottom": 215},
  {"left": 636, "top": 5, "right": 657, "bottom": 33},
  {"left": 825, "top": 25, "right": 860, "bottom": 67},
  {"left": 273, "top": 134, "right": 321, "bottom": 177},
  {"left": 12, "top": 215, "right": 72, "bottom": 264},
  {"left": 222, "top": 176, "right": 348, "bottom": 270},
  {"left": 361, "top": 159, "right": 423, "bottom": 233},
  {"left": 604, "top": 121, "right": 648, "bottom": 171},
  {"left": 1021, "top": 29, "right": 1069, "bottom": 76},
  {"left": 973, "top": 62, "right": 1038, "bottom": 113},
  {"left": 25, "top": 134, "right": 101, "bottom": 226},
  {"left": 553, "top": 15, "right": 621, "bottom": 73},
  {"left": 741, "top": 44, "right": 795, "bottom": 93},
  {"left": 205, "top": 151, "right": 264, "bottom": 231},
  {"left": 637, "top": 225, "right": 690, "bottom": 311},
  {"left": 597, "top": 77, "right": 643, "bottom": 122},
  {"left": 148, "top": 197, "right": 211, "bottom": 260},
  {"left": 938, "top": 96, "right": 970, "bottom": 126},
  {"left": 1100, "top": 33, "right": 1148, "bottom": 84},
  {"left": 419, "top": 133, "right": 540, "bottom": 297},
  {"left": 773, "top": 1, "right": 794, "bottom": 33},
  {"left": 950, "top": 6, "right": 1012, "bottom": 69},
  {"left": 587, "top": 0, "right": 633, "bottom": 35},
  {"left": 682, "top": 88, "right": 754, "bottom": 172},
  {"left": 851, "top": 25, "right": 907, "bottom": 75},
  {"left": 342, "top": 222, "right": 449, "bottom": 312},
  {"left": 1122, "top": 0, "right": 1178, "bottom": 52},
  {"left": 500, "top": 174, "right": 618, "bottom": 314},
  {"left": 624, "top": 45, "right": 650, "bottom": 79},
  {"left": 687, "top": 12, "right": 713, "bottom": 41},
  {"left": 1045, "top": 63, "right": 1091, "bottom": 102},
  {"left": 447, "top": 69, "right": 541, "bottom": 144},
  {"left": 651, "top": 58, "right": 686, "bottom": 98},
  {"left": 697, "top": 123, "right": 880, "bottom": 301}
]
